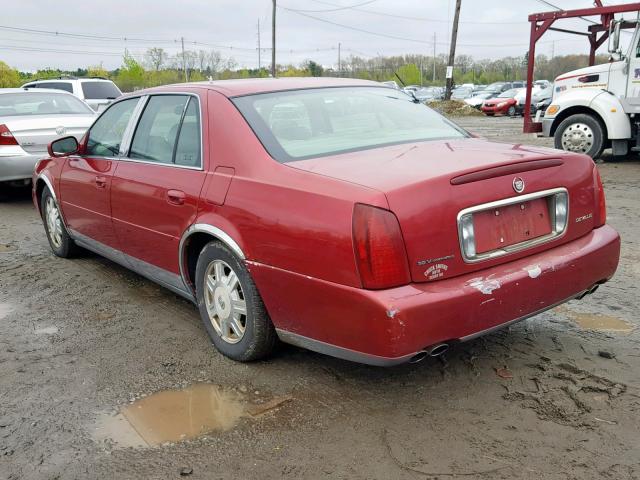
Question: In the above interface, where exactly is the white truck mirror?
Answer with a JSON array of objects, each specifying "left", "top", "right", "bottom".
[{"left": 608, "top": 19, "right": 622, "bottom": 55}]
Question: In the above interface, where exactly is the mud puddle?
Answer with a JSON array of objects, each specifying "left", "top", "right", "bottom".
[
  {"left": 93, "top": 384, "right": 292, "bottom": 448},
  {"left": 556, "top": 306, "right": 634, "bottom": 333}
]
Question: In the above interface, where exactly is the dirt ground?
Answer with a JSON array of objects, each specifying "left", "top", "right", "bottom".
[{"left": 1, "top": 116, "right": 639, "bottom": 480}]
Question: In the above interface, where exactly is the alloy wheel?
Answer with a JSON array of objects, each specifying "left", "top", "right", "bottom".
[
  {"left": 203, "top": 259, "right": 247, "bottom": 344},
  {"left": 44, "top": 196, "right": 63, "bottom": 249}
]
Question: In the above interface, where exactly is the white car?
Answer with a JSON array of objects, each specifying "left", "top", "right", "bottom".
[
  {"left": 0, "top": 88, "right": 96, "bottom": 184},
  {"left": 464, "top": 91, "right": 497, "bottom": 109},
  {"left": 21, "top": 77, "right": 122, "bottom": 112}
]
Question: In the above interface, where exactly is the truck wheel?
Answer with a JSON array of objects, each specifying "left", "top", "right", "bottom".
[{"left": 554, "top": 114, "right": 605, "bottom": 159}]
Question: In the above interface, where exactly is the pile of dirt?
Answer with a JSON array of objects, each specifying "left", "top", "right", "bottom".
[{"left": 429, "top": 100, "right": 484, "bottom": 117}]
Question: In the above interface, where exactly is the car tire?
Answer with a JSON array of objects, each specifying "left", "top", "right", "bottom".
[
  {"left": 554, "top": 113, "right": 605, "bottom": 159},
  {"left": 41, "top": 187, "right": 79, "bottom": 258},
  {"left": 507, "top": 106, "right": 516, "bottom": 117},
  {"left": 195, "top": 241, "right": 277, "bottom": 362}
]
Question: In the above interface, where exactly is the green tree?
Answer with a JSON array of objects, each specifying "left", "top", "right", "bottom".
[
  {"left": 115, "top": 51, "right": 145, "bottom": 92},
  {"left": 395, "top": 63, "right": 421, "bottom": 86},
  {"left": 0, "top": 61, "right": 20, "bottom": 87},
  {"left": 305, "top": 60, "right": 324, "bottom": 77}
]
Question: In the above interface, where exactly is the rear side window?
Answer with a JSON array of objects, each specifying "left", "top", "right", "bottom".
[
  {"left": 86, "top": 98, "right": 139, "bottom": 157},
  {"left": 30, "top": 82, "right": 73, "bottom": 93},
  {"left": 81, "top": 81, "right": 121, "bottom": 100},
  {"left": 129, "top": 95, "right": 201, "bottom": 167}
]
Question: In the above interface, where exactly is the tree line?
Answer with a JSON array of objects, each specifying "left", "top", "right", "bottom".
[{"left": 0, "top": 46, "right": 610, "bottom": 92}]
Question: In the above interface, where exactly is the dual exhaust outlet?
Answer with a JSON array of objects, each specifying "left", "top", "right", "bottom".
[
  {"left": 409, "top": 343, "right": 450, "bottom": 363},
  {"left": 408, "top": 282, "right": 603, "bottom": 364}
]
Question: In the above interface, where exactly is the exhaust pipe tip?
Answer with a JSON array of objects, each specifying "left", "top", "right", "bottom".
[
  {"left": 428, "top": 343, "right": 450, "bottom": 357},
  {"left": 409, "top": 351, "right": 429, "bottom": 363}
]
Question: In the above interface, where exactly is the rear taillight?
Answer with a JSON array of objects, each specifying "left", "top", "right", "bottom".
[
  {"left": 594, "top": 167, "right": 606, "bottom": 227},
  {"left": 0, "top": 124, "right": 18, "bottom": 146},
  {"left": 352, "top": 203, "right": 411, "bottom": 290}
]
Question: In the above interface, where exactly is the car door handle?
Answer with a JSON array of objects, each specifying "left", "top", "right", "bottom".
[
  {"left": 166, "top": 189, "right": 186, "bottom": 205},
  {"left": 95, "top": 176, "right": 107, "bottom": 188}
]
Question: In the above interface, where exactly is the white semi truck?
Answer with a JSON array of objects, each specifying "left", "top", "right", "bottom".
[{"left": 540, "top": 18, "right": 640, "bottom": 159}]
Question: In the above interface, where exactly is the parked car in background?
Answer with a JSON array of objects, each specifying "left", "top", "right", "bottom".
[
  {"left": 381, "top": 80, "right": 401, "bottom": 90},
  {"left": 413, "top": 87, "right": 442, "bottom": 103},
  {"left": 33, "top": 77, "right": 619, "bottom": 366},
  {"left": 451, "top": 86, "right": 474, "bottom": 100},
  {"left": 484, "top": 82, "right": 512, "bottom": 94},
  {"left": 464, "top": 90, "right": 498, "bottom": 109},
  {"left": 22, "top": 77, "right": 122, "bottom": 112},
  {"left": 481, "top": 88, "right": 520, "bottom": 116},
  {"left": 0, "top": 89, "right": 95, "bottom": 185}
]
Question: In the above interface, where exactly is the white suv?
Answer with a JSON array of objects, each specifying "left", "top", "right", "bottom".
[{"left": 21, "top": 77, "right": 122, "bottom": 112}]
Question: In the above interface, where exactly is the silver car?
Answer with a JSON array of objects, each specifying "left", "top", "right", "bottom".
[{"left": 0, "top": 89, "right": 96, "bottom": 184}]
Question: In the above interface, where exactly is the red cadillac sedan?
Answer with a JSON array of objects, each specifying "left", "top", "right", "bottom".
[{"left": 33, "top": 78, "right": 620, "bottom": 366}]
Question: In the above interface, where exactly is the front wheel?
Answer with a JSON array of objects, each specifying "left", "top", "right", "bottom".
[
  {"left": 554, "top": 113, "right": 605, "bottom": 159},
  {"left": 507, "top": 105, "right": 516, "bottom": 117},
  {"left": 195, "top": 241, "right": 277, "bottom": 362}
]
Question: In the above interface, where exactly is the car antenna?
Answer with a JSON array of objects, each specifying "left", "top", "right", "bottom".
[{"left": 394, "top": 72, "right": 420, "bottom": 103}]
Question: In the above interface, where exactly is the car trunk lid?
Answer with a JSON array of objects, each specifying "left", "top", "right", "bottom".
[
  {"left": 289, "top": 138, "right": 597, "bottom": 283},
  {"left": 2, "top": 115, "right": 94, "bottom": 154}
]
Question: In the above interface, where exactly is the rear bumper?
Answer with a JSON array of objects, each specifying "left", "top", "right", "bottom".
[
  {"left": 250, "top": 225, "right": 620, "bottom": 366},
  {"left": 0, "top": 151, "right": 43, "bottom": 182}
]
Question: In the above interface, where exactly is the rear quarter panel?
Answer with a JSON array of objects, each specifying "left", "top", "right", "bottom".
[{"left": 199, "top": 90, "right": 388, "bottom": 288}]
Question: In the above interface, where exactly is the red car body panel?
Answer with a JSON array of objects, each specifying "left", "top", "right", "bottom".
[
  {"left": 32, "top": 78, "right": 621, "bottom": 365},
  {"left": 481, "top": 97, "right": 517, "bottom": 115}
]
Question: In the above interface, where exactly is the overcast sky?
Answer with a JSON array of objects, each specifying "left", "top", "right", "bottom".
[{"left": 1, "top": 0, "right": 638, "bottom": 71}]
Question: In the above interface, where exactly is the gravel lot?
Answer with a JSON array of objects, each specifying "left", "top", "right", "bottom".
[{"left": 1, "top": 116, "right": 639, "bottom": 480}]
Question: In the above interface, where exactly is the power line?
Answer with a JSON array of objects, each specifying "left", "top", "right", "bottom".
[
  {"left": 288, "top": 0, "right": 376, "bottom": 13},
  {"left": 308, "top": 0, "right": 526, "bottom": 24}
]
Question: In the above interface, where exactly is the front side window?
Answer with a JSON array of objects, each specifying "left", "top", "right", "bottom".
[
  {"left": 86, "top": 98, "right": 139, "bottom": 157},
  {"left": 233, "top": 87, "right": 467, "bottom": 162},
  {"left": 129, "top": 95, "right": 201, "bottom": 167}
]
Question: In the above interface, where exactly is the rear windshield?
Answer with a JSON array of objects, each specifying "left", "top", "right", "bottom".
[
  {"left": 0, "top": 92, "right": 94, "bottom": 116},
  {"left": 81, "top": 81, "right": 122, "bottom": 100},
  {"left": 25, "top": 82, "right": 74, "bottom": 93},
  {"left": 233, "top": 87, "right": 467, "bottom": 162}
]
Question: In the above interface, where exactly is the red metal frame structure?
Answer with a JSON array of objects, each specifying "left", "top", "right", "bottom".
[{"left": 524, "top": 0, "right": 640, "bottom": 133}]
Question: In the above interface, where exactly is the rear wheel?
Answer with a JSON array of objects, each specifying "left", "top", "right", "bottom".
[
  {"left": 554, "top": 113, "right": 605, "bottom": 159},
  {"left": 41, "top": 188, "right": 79, "bottom": 258},
  {"left": 195, "top": 241, "right": 277, "bottom": 362}
]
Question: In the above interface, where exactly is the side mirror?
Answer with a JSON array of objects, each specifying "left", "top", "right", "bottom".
[
  {"left": 608, "top": 19, "right": 622, "bottom": 54},
  {"left": 48, "top": 136, "right": 79, "bottom": 158}
]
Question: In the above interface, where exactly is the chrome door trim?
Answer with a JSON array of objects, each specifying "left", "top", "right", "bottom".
[
  {"left": 118, "top": 95, "right": 148, "bottom": 156},
  {"left": 456, "top": 187, "right": 569, "bottom": 264},
  {"left": 178, "top": 224, "right": 246, "bottom": 295},
  {"left": 69, "top": 228, "right": 196, "bottom": 303}
]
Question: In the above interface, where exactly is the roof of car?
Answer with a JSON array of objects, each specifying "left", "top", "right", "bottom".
[
  {"left": 137, "top": 77, "right": 387, "bottom": 98},
  {"left": 0, "top": 87, "right": 78, "bottom": 95}
]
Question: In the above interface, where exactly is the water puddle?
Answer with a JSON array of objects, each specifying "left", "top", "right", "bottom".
[
  {"left": 557, "top": 306, "right": 634, "bottom": 333},
  {"left": 93, "top": 383, "right": 291, "bottom": 448},
  {"left": 0, "top": 303, "right": 13, "bottom": 320},
  {"left": 0, "top": 243, "right": 16, "bottom": 253},
  {"left": 35, "top": 326, "right": 59, "bottom": 335}
]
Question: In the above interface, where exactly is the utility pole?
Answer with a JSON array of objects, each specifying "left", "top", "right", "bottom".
[
  {"left": 257, "top": 19, "right": 261, "bottom": 70},
  {"left": 432, "top": 32, "right": 436, "bottom": 82},
  {"left": 181, "top": 36, "right": 188, "bottom": 82},
  {"left": 338, "top": 42, "right": 341, "bottom": 77},
  {"left": 445, "top": 0, "right": 461, "bottom": 100},
  {"left": 271, "top": 0, "right": 276, "bottom": 77}
]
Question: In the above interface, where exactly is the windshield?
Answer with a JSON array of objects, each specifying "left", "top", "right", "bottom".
[
  {"left": 81, "top": 81, "right": 122, "bottom": 100},
  {"left": 498, "top": 89, "right": 519, "bottom": 98},
  {"left": 233, "top": 87, "right": 468, "bottom": 162},
  {"left": 0, "top": 92, "right": 94, "bottom": 116}
]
